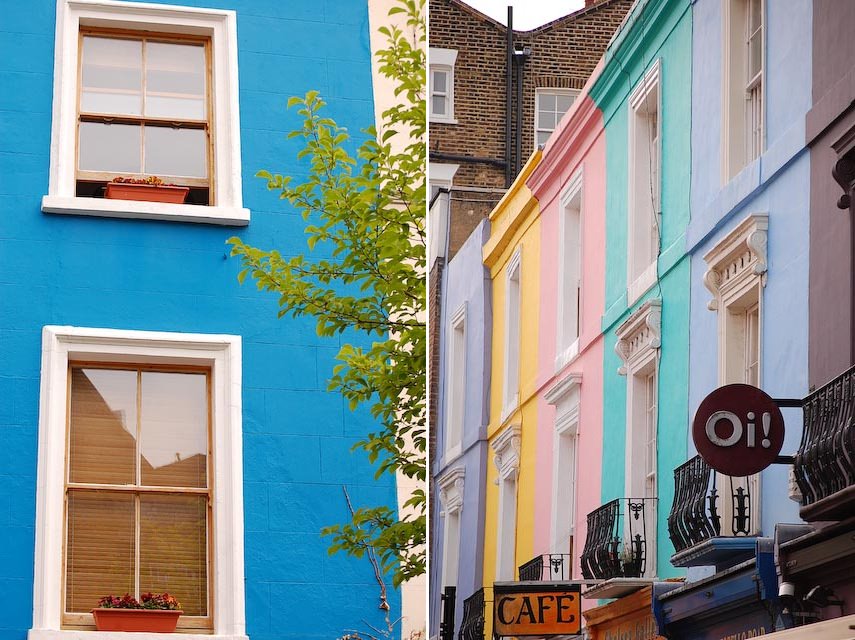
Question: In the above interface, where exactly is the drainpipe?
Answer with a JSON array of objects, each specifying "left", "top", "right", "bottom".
[
  {"left": 513, "top": 43, "right": 531, "bottom": 179},
  {"left": 505, "top": 6, "right": 513, "bottom": 188}
]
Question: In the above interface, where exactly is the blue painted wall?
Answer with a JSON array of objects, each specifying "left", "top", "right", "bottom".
[
  {"left": 0, "top": 2, "right": 398, "bottom": 639},
  {"left": 430, "top": 219, "right": 491, "bottom": 634},
  {"left": 688, "top": 0, "right": 812, "bottom": 536}
]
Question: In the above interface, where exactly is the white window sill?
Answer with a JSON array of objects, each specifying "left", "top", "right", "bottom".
[
  {"left": 554, "top": 339, "right": 580, "bottom": 372},
  {"left": 29, "top": 631, "right": 248, "bottom": 640},
  {"left": 42, "top": 196, "right": 250, "bottom": 227},
  {"left": 627, "top": 263, "right": 657, "bottom": 305},
  {"left": 445, "top": 442, "right": 463, "bottom": 463},
  {"left": 430, "top": 116, "right": 458, "bottom": 125},
  {"left": 500, "top": 394, "right": 519, "bottom": 423}
]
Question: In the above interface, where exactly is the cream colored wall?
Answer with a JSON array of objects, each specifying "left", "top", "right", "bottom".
[{"left": 367, "top": 1, "right": 425, "bottom": 638}]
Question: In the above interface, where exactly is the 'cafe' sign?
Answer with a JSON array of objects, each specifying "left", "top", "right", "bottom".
[
  {"left": 493, "top": 583, "right": 582, "bottom": 637},
  {"left": 692, "top": 383, "right": 785, "bottom": 476}
]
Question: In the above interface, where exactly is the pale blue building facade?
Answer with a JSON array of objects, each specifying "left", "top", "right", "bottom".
[
  {"left": 429, "top": 219, "right": 491, "bottom": 637},
  {"left": 0, "top": 1, "right": 399, "bottom": 639}
]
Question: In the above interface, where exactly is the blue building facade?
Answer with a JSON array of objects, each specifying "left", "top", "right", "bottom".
[
  {"left": 0, "top": 1, "right": 399, "bottom": 639},
  {"left": 430, "top": 219, "right": 491, "bottom": 637}
]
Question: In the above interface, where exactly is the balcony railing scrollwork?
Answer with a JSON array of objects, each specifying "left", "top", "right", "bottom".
[
  {"left": 518, "top": 553, "right": 572, "bottom": 581},
  {"left": 458, "top": 588, "right": 485, "bottom": 640},
  {"left": 795, "top": 364, "right": 855, "bottom": 519},
  {"left": 667, "top": 455, "right": 756, "bottom": 553},
  {"left": 580, "top": 497, "right": 655, "bottom": 580}
]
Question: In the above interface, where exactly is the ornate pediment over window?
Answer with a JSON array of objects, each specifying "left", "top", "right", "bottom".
[
  {"left": 491, "top": 424, "right": 521, "bottom": 483},
  {"left": 703, "top": 214, "right": 769, "bottom": 310},
  {"left": 615, "top": 299, "right": 661, "bottom": 375},
  {"left": 437, "top": 466, "right": 465, "bottom": 516}
]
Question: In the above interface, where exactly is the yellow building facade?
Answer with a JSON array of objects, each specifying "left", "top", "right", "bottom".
[{"left": 480, "top": 152, "right": 542, "bottom": 636}]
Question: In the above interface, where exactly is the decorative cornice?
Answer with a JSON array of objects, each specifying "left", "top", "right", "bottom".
[
  {"left": 491, "top": 424, "right": 521, "bottom": 483},
  {"left": 544, "top": 373, "right": 582, "bottom": 405},
  {"left": 703, "top": 214, "right": 769, "bottom": 310},
  {"left": 614, "top": 299, "right": 661, "bottom": 375},
  {"left": 832, "top": 148, "right": 855, "bottom": 210},
  {"left": 437, "top": 466, "right": 466, "bottom": 515}
]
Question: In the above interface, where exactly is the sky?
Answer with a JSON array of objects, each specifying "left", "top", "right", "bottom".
[{"left": 461, "top": 0, "right": 587, "bottom": 30}]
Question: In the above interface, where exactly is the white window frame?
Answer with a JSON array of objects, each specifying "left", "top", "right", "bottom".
[
  {"left": 428, "top": 162, "right": 459, "bottom": 266},
  {"left": 429, "top": 47, "right": 457, "bottom": 124},
  {"left": 42, "top": 0, "right": 249, "bottom": 226},
  {"left": 492, "top": 425, "right": 521, "bottom": 581},
  {"left": 722, "top": 0, "right": 764, "bottom": 181},
  {"left": 615, "top": 299, "right": 661, "bottom": 578},
  {"left": 437, "top": 467, "right": 465, "bottom": 589},
  {"left": 31, "top": 326, "right": 247, "bottom": 640},
  {"left": 534, "top": 88, "right": 579, "bottom": 149},
  {"left": 544, "top": 374, "right": 582, "bottom": 558},
  {"left": 444, "top": 304, "right": 467, "bottom": 461},
  {"left": 703, "top": 213, "right": 768, "bottom": 536},
  {"left": 555, "top": 172, "right": 583, "bottom": 371},
  {"left": 501, "top": 248, "right": 522, "bottom": 421},
  {"left": 627, "top": 60, "right": 661, "bottom": 304}
]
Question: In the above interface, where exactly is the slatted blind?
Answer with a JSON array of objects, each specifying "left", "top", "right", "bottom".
[{"left": 66, "top": 366, "right": 210, "bottom": 620}]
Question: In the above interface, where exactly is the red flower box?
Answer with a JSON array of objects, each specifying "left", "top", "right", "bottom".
[
  {"left": 105, "top": 182, "right": 190, "bottom": 204},
  {"left": 91, "top": 607, "right": 183, "bottom": 633}
]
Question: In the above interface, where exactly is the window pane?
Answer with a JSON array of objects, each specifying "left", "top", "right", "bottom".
[
  {"left": 140, "top": 494, "right": 208, "bottom": 616},
  {"left": 66, "top": 491, "right": 135, "bottom": 613},
  {"left": 145, "top": 42, "right": 206, "bottom": 120},
  {"left": 537, "top": 130, "right": 550, "bottom": 147},
  {"left": 79, "top": 122, "right": 141, "bottom": 174},
  {"left": 557, "top": 94, "right": 574, "bottom": 114},
  {"left": 538, "top": 111, "right": 555, "bottom": 130},
  {"left": 432, "top": 95, "right": 447, "bottom": 116},
  {"left": 144, "top": 126, "right": 207, "bottom": 179},
  {"left": 140, "top": 372, "right": 207, "bottom": 488},
  {"left": 70, "top": 368, "right": 137, "bottom": 485},
  {"left": 81, "top": 37, "right": 142, "bottom": 115},
  {"left": 432, "top": 70, "right": 447, "bottom": 93},
  {"left": 538, "top": 93, "right": 557, "bottom": 111}
]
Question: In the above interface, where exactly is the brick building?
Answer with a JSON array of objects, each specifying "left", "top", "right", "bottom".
[{"left": 428, "top": 0, "right": 632, "bottom": 258}]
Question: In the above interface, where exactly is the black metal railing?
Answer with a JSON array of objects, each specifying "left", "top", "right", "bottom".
[
  {"left": 518, "top": 553, "right": 572, "bottom": 581},
  {"left": 439, "top": 586, "right": 456, "bottom": 640},
  {"left": 580, "top": 497, "right": 655, "bottom": 580},
  {"left": 458, "top": 588, "right": 485, "bottom": 640},
  {"left": 795, "top": 364, "right": 855, "bottom": 512},
  {"left": 667, "top": 455, "right": 755, "bottom": 553}
]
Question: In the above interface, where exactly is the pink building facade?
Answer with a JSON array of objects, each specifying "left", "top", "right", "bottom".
[{"left": 527, "top": 87, "right": 606, "bottom": 581}]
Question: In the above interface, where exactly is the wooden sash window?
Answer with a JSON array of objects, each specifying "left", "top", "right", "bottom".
[
  {"left": 63, "top": 364, "right": 212, "bottom": 630},
  {"left": 75, "top": 30, "right": 213, "bottom": 205}
]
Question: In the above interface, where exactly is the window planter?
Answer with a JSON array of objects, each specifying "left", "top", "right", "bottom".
[
  {"left": 91, "top": 608, "right": 183, "bottom": 633},
  {"left": 105, "top": 182, "right": 190, "bottom": 204}
]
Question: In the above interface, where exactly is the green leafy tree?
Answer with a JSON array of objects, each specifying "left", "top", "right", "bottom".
[{"left": 228, "top": 0, "right": 425, "bottom": 588}]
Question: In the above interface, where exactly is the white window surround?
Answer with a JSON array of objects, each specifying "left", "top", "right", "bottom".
[
  {"left": 501, "top": 248, "right": 522, "bottom": 422},
  {"left": 429, "top": 47, "right": 458, "bottom": 124},
  {"left": 42, "top": 0, "right": 249, "bottom": 226},
  {"left": 544, "top": 373, "right": 581, "bottom": 554},
  {"left": 627, "top": 60, "right": 661, "bottom": 305},
  {"left": 492, "top": 424, "right": 521, "bottom": 581},
  {"left": 555, "top": 172, "right": 583, "bottom": 372},
  {"left": 535, "top": 88, "right": 579, "bottom": 149},
  {"left": 428, "top": 163, "right": 459, "bottom": 267},
  {"left": 703, "top": 214, "right": 768, "bottom": 536},
  {"left": 437, "top": 467, "right": 465, "bottom": 589},
  {"left": 614, "top": 298, "right": 661, "bottom": 377},
  {"left": 444, "top": 304, "right": 467, "bottom": 462},
  {"left": 31, "top": 326, "right": 247, "bottom": 640}
]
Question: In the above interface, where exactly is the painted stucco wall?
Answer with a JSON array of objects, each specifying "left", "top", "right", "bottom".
[
  {"left": 688, "top": 0, "right": 812, "bottom": 535},
  {"left": 528, "top": 94, "right": 607, "bottom": 580},
  {"left": 430, "top": 219, "right": 491, "bottom": 635},
  {"left": 0, "top": 2, "right": 399, "bottom": 639},
  {"left": 481, "top": 153, "right": 541, "bottom": 638},
  {"left": 591, "top": 0, "right": 692, "bottom": 579}
]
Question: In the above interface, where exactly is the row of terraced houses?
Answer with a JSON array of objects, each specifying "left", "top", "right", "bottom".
[{"left": 429, "top": 1, "right": 855, "bottom": 639}]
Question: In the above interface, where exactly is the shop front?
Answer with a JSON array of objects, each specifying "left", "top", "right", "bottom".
[{"left": 584, "top": 584, "right": 680, "bottom": 640}]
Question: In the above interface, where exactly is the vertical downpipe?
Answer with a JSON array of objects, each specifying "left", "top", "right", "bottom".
[
  {"left": 515, "top": 43, "right": 524, "bottom": 178},
  {"left": 505, "top": 6, "right": 513, "bottom": 188}
]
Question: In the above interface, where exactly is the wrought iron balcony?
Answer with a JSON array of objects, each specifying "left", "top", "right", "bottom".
[
  {"left": 580, "top": 497, "right": 655, "bottom": 580},
  {"left": 795, "top": 364, "right": 855, "bottom": 521},
  {"left": 439, "top": 586, "right": 456, "bottom": 640},
  {"left": 458, "top": 588, "right": 485, "bottom": 640},
  {"left": 518, "top": 553, "right": 572, "bottom": 581}
]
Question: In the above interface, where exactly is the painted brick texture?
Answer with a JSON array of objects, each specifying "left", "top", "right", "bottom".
[{"left": 0, "top": 2, "right": 398, "bottom": 639}]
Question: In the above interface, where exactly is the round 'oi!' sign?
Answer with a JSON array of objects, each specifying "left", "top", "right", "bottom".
[{"left": 692, "top": 384, "right": 785, "bottom": 476}]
